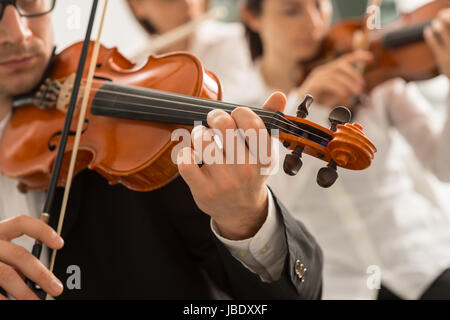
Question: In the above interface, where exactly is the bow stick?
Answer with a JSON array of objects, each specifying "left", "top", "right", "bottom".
[
  {"left": 347, "top": 0, "right": 382, "bottom": 109},
  {"left": 45, "top": 0, "right": 110, "bottom": 300},
  {"left": 26, "top": 0, "right": 109, "bottom": 300}
]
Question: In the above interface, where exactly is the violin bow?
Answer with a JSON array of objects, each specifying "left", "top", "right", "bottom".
[
  {"left": 26, "top": 0, "right": 109, "bottom": 300},
  {"left": 347, "top": 0, "right": 382, "bottom": 109},
  {"left": 353, "top": 0, "right": 383, "bottom": 71},
  {"left": 145, "top": 6, "right": 227, "bottom": 54},
  {"left": 44, "top": 0, "right": 110, "bottom": 301}
]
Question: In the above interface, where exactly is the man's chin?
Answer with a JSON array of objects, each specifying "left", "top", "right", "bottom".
[{"left": 0, "top": 70, "right": 44, "bottom": 97}]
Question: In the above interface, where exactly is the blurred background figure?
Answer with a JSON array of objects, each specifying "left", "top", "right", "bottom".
[
  {"left": 235, "top": 0, "right": 450, "bottom": 300},
  {"left": 125, "top": 0, "right": 254, "bottom": 101}
]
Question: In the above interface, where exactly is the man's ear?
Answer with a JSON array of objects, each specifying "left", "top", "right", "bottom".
[{"left": 239, "top": 4, "right": 262, "bottom": 33}]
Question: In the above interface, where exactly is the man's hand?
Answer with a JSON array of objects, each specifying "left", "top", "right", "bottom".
[
  {"left": 425, "top": 8, "right": 450, "bottom": 79},
  {"left": 0, "top": 215, "right": 64, "bottom": 300},
  {"left": 177, "top": 92, "right": 287, "bottom": 241},
  {"left": 297, "top": 50, "right": 373, "bottom": 108}
]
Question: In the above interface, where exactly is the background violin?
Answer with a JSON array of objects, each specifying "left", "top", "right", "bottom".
[
  {"left": 304, "top": 0, "right": 450, "bottom": 92},
  {"left": 0, "top": 42, "right": 376, "bottom": 192}
]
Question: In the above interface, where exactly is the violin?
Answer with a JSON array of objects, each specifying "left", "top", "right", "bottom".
[
  {"left": 0, "top": 42, "right": 376, "bottom": 192},
  {"left": 305, "top": 0, "right": 450, "bottom": 91}
]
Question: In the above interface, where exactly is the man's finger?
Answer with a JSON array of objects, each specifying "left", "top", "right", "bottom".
[
  {"left": 261, "top": 92, "right": 287, "bottom": 112},
  {"left": 191, "top": 125, "right": 216, "bottom": 161},
  {"left": 0, "top": 215, "right": 64, "bottom": 250},
  {"left": 0, "top": 240, "right": 63, "bottom": 297},
  {"left": 0, "top": 261, "right": 38, "bottom": 300},
  {"left": 177, "top": 147, "right": 210, "bottom": 190},
  {"left": 231, "top": 107, "right": 271, "bottom": 167},
  {"left": 207, "top": 109, "right": 238, "bottom": 159}
]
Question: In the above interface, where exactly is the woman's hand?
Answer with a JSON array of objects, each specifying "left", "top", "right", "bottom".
[
  {"left": 425, "top": 8, "right": 450, "bottom": 80},
  {"left": 297, "top": 50, "right": 373, "bottom": 108}
]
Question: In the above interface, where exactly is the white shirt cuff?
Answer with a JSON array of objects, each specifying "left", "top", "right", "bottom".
[{"left": 210, "top": 186, "right": 287, "bottom": 282}]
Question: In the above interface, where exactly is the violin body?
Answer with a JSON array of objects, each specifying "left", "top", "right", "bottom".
[
  {"left": 0, "top": 42, "right": 221, "bottom": 192},
  {"left": 307, "top": 0, "right": 450, "bottom": 91}
]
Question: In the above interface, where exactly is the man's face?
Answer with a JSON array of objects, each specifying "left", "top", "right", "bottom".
[
  {"left": 0, "top": 4, "right": 53, "bottom": 96},
  {"left": 127, "top": 0, "right": 206, "bottom": 35}
]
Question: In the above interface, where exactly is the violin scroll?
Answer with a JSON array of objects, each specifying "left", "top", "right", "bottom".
[
  {"left": 328, "top": 122, "right": 376, "bottom": 171},
  {"left": 280, "top": 102, "right": 377, "bottom": 188}
]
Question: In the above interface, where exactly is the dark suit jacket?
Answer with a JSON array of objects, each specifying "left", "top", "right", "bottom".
[{"left": 48, "top": 170, "right": 323, "bottom": 299}]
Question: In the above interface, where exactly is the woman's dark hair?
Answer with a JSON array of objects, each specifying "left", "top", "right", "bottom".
[{"left": 242, "top": 0, "right": 264, "bottom": 60}]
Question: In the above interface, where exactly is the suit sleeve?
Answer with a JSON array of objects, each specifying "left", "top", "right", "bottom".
[
  {"left": 209, "top": 189, "right": 323, "bottom": 300},
  {"left": 163, "top": 177, "right": 323, "bottom": 300}
]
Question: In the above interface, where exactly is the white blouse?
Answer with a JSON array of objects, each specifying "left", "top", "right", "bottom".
[
  {"left": 131, "top": 19, "right": 254, "bottom": 102},
  {"left": 230, "top": 63, "right": 450, "bottom": 300}
]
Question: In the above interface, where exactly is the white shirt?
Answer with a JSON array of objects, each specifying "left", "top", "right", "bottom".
[
  {"left": 132, "top": 20, "right": 254, "bottom": 102},
  {"left": 0, "top": 113, "right": 286, "bottom": 284},
  {"left": 232, "top": 63, "right": 450, "bottom": 300},
  {"left": 0, "top": 116, "right": 48, "bottom": 265}
]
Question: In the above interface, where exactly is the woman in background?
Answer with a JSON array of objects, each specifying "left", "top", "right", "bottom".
[
  {"left": 126, "top": 0, "right": 253, "bottom": 101},
  {"left": 238, "top": 0, "right": 450, "bottom": 299}
]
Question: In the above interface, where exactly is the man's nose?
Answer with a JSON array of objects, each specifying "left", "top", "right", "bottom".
[{"left": 0, "top": 6, "right": 32, "bottom": 45}]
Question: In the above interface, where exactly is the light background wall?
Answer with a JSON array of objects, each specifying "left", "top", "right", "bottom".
[{"left": 52, "top": 0, "right": 149, "bottom": 57}]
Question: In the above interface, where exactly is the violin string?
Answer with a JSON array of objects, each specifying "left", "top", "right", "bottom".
[
  {"left": 76, "top": 81, "right": 330, "bottom": 143},
  {"left": 81, "top": 80, "right": 287, "bottom": 119},
  {"left": 92, "top": 97, "right": 329, "bottom": 143},
  {"left": 77, "top": 78, "right": 307, "bottom": 131},
  {"left": 72, "top": 79, "right": 331, "bottom": 142},
  {"left": 89, "top": 86, "right": 331, "bottom": 142},
  {"left": 91, "top": 92, "right": 328, "bottom": 142},
  {"left": 74, "top": 81, "right": 310, "bottom": 137}
]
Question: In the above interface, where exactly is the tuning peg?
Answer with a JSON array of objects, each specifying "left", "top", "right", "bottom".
[
  {"left": 296, "top": 94, "right": 314, "bottom": 118},
  {"left": 328, "top": 106, "right": 352, "bottom": 131},
  {"left": 283, "top": 145, "right": 304, "bottom": 176},
  {"left": 316, "top": 106, "right": 352, "bottom": 188},
  {"left": 317, "top": 160, "right": 338, "bottom": 188}
]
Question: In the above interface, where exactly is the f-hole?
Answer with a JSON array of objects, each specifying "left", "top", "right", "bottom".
[{"left": 48, "top": 118, "right": 90, "bottom": 151}]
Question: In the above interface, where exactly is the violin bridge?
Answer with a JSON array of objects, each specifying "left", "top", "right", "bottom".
[{"left": 56, "top": 73, "right": 84, "bottom": 113}]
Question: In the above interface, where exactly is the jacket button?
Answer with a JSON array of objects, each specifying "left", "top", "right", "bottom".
[{"left": 295, "top": 260, "right": 307, "bottom": 282}]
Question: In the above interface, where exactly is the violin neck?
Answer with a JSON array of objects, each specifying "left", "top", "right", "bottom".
[
  {"left": 383, "top": 20, "right": 430, "bottom": 48},
  {"left": 91, "top": 82, "right": 285, "bottom": 133}
]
